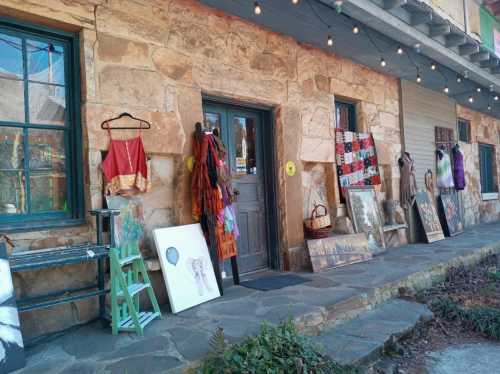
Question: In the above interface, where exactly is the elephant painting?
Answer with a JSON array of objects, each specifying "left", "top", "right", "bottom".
[
  {"left": 185, "top": 257, "right": 213, "bottom": 296},
  {"left": 0, "top": 244, "right": 25, "bottom": 373}
]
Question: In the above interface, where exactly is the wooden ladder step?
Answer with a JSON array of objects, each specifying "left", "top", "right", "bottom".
[
  {"left": 118, "top": 311, "right": 160, "bottom": 331},
  {"left": 119, "top": 254, "right": 142, "bottom": 267},
  {"left": 117, "top": 282, "right": 150, "bottom": 298}
]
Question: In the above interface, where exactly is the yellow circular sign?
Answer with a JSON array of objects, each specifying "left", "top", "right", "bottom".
[
  {"left": 285, "top": 161, "right": 296, "bottom": 177},
  {"left": 186, "top": 156, "right": 195, "bottom": 172}
]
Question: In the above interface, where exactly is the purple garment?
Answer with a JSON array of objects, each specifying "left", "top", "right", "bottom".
[{"left": 452, "top": 148, "right": 465, "bottom": 190}]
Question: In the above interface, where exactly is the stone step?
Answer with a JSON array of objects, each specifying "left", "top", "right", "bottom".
[{"left": 311, "top": 299, "right": 433, "bottom": 367}]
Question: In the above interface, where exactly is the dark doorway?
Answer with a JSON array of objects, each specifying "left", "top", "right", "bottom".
[{"left": 203, "top": 101, "right": 275, "bottom": 274}]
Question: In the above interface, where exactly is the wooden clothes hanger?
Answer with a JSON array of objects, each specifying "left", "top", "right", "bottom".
[{"left": 101, "top": 112, "right": 151, "bottom": 130}]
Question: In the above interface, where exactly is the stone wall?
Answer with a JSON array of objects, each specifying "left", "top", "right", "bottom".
[
  {"left": 457, "top": 105, "right": 500, "bottom": 226},
  {"left": 0, "top": 0, "right": 402, "bottom": 338}
]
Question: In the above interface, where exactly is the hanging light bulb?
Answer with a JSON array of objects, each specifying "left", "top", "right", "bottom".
[
  {"left": 352, "top": 25, "right": 359, "bottom": 34},
  {"left": 431, "top": 63, "right": 436, "bottom": 71},
  {"left": 468, "top": 96, "right": 474, "bottom": 103},
  {"left": 416, "top": 73, "right": 422, "bottom": 83},
  {"left": 380, "top": 57, "right": 386, "bottom": 67},
  {"left": 327, "top": 34, "right": 334, "bottom": 47},
  {"left": 334, "top": 0, "right": 343, "bottom": 13},
  {"left": 495, "top": 95, "right": 499, "bottom": 101},
  {"left": 254, "top": 1, "right": 262, "bottom": 15},
  {"left": 488, "top": 104, "right": 492, "bottom": 111},
  {"left": 292, "top": 0, "right": 299, "bottom": 4},
  {"left": 444, "top": 86, "right": 449, "bottom": 94},
  {"left": 456, "top": 75, "right": 462, "bottom": 83},
  {"left": 397, "top": 46, "right": 403, "bottom": 55},
  {"left": 477, "top": 87, "right": 482, "bottom": 93}
]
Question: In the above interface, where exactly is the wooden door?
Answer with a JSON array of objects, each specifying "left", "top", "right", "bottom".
[{"left": 203, "top": 103, "right": 269, "bottom": 274}]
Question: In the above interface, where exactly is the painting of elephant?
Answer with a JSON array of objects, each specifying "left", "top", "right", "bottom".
[
  {"left": 154, "top": 224, "right": 220, "bottom": 313},
  {"left": 0, "top": 242, "right": 25, "bottom": 373}
]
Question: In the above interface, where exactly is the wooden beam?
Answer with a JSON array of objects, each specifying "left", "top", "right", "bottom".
[
  {"left": 470, "top": 51, "right": 490, "bottom": 63},
  {"left": 429, "top": 23, "right": 450, "bottom": 38},
  {"left": 459, "top": 43, "right": 479, "bottom": 56},
  {"left": 491, "top": 66, "right": 500, "bottom": 75},
  {"left": 445, "top": 34, "right": 466, "bottom": 48},
  {"left": 383, "top": 0, "right": 407, "bottom": 10},
  {"left": 410, "top": 11, "right": 432, "bottom": 26},
  {"left": 481, "top": 58, "right": 499, "bottom": 69}
]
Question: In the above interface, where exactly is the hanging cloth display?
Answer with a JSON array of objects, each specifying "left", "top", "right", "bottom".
[
  {"left": 398, "top": 152, "right": 417, "bottom": 209},
  {"left": 452, "top": 145, "right": 466, "bottom": 190},
  {"left": 436, "top": 149, "right": 454, "bottom": 189},
  {"left": 191, "top": 124, "right": 239, "bottom": 261},
  {"left": 102, "top": 129, "right": 149, "bottom": 195}
]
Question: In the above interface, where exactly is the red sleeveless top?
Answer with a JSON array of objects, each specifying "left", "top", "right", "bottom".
[{"left": 102, "top": 133, "right": 148, "bottom": 195}]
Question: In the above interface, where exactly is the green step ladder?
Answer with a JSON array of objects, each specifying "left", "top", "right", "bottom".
[{"left": 110, "top": 245, "right": 161, "bottom": 335}]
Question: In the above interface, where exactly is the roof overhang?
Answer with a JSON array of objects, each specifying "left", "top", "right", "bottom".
[{"left": 198, "top": 0, "right": 500, "bottom": 119}]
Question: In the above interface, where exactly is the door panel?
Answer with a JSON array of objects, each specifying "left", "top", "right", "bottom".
[{"left": 202, "top": 103, "right": 268, "bottom": 274}]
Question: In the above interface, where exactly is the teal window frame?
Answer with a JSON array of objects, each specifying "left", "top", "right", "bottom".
[
  {"left": 457, "top": 118, "right": 471, "bottom": 144},
  {"left": 335, "top": 100, "right": 357, "bottom": 132},
  {"left": 479, "top": 143, "right": 497, "bottom": 194},
  {"left": 0, "top": 17, "right": 84, "bottom": 232}
]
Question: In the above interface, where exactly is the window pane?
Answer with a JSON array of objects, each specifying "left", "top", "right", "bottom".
[
  {"left": 0, "top": 33, "right": 23, "bottom": 79},
  {"left": 0, "top": 127, "right": 24, "bottom": 169},
  {"left": 27, "top": 40, "right": 65, "bottom": 85},
  {"left": 29, "top": 82, "right": 65, "bottom": 125},
  {"left": 30, "top": 172, "right": 67, "bottom": 212},
  {"left": 204, "top": 112, "right": 221, "bottom": 133},
  {"left": 234, "top": 116, "right": 256, "bottom": 175},
  {"left": 0, "top": 171, "right": 26, "bottom": 214},
  {"left": 28, "top": 129, "right": 66, "bottom": 171},
  {"left": 0, "top": 78, "right": 25, "bottom": 122}
]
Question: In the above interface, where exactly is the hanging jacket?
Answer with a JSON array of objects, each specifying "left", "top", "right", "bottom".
[
  {"left": 452, "top": 147, "right": 466, "bottom": 190},
  {"left": 436, "top": 150, "right": 454, "bottom": 189}
]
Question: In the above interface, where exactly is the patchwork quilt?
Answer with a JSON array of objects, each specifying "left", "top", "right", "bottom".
[{"left": 335, "top": 129, "right": 381, "bottom": 194}]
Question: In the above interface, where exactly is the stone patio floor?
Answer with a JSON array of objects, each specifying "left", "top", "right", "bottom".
[{"left": 14, "top": 221, "right": 500, "bottom": 374}]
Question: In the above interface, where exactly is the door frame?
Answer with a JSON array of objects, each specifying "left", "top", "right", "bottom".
[{"left": 202, "top": 97, "right": 281, "bottom": 271}]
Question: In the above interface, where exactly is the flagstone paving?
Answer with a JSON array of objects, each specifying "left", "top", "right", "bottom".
[{"left": 13, "top": 221, "right": 500, "bottom": 373}]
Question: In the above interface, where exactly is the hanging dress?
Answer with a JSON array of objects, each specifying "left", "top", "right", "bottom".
[
  {"left": 452, "top": 147, "right": 466, "bottom": 190},
  {"left": 399, "top": 152, "right": 417, "bottom": 209},
  {"left": 102, "top": 129, "right": 149, "bottom": 195},
  {"left": 436, "top": 150, "right": 454, "bottom": 189}
]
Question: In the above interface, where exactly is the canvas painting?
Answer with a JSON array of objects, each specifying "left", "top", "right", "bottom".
[
  {"left": 439, "top": 193, "right": 464, "bottom": 237},
  {"left": 153, "top": 224, "right": 220, "bottom": 313},
  {"left": 106, "top": 196, "right": 145, "bottom": 251},
  {"left": 415, "top": 190, "right": 445, "bottom": 243},
  {"left": 346, "top": 186, "right": 386, "bottom": 254},
  {"left": 307, "top": 233, "right": 372, "bottom": 272},
  {"left": 0, "top": 242, "right": 25, "bottom": 373}
]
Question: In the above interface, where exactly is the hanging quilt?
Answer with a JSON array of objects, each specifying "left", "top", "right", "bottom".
[{"left": 335, "top": 129, "right": 381, "bottom": 195}]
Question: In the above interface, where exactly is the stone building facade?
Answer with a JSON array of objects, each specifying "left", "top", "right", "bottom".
[{"left": 0, "top": 0, "right": 498, "bottom": 340}]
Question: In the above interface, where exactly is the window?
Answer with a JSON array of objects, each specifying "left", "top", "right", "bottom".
[
  {"left": 479, "top": 143, "right": 497, "bottom": 197},
  {"left": 0, "top": 19, "right": 83, "bottom": 230},
  {"left": 458, "top": 118, "right": 471, "bottom": 143},
  {"left": 335, "top": 100, "right": 356, "bottom": 132}
]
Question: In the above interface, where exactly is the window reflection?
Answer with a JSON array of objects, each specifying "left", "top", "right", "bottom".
[
  {"left": 234, "top": 116, "right": 256, "bottom": 175},
  {"left": 204, "top": 112, "right": 221, "bottom": 133}
]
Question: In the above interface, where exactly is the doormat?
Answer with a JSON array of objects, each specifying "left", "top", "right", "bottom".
[{"left": 240, "top": 274, "right": 311, "bottom": 291}]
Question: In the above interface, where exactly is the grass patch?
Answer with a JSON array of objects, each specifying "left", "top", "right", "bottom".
[
  {"left": 195, "top": 319, "right": 358, "bottom": 374},
  {"left": 432, "top": 297, "right": 500, "bottom": 340}
]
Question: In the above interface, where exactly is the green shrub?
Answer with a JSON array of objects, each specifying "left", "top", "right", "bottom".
[
  {"left": 432, "top": 297, "right": 500, "bottom": 340},
  {"left": 196, "top": 319, "right": 358, "bottom": 374}
]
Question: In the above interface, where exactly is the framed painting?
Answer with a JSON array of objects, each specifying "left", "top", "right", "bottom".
[
  {"left": 439, "top": 193, "right": 464, "bottom": 237},
  {"left": 415, "top": 190, "right": 445, "bottom": 243},
  {"left": 106, "top": 196, "right": 146, "bottom": 251},
  {"left": 307, "top": 233, "right": 372, "bottom": 272},
  {"left": 0, "top": 242, "right": 25, "bottom": 373},
  {"left": 345, "top": 186, "right": 386, "bottom": 254},
  {"left": 153, "top": 224, "right": 220, "bottom": 313}
]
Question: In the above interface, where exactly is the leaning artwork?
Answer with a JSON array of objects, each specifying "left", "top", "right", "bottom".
[
  {"left": 345, "top": 186, "right": 386, "bottom": 254},
  {"left": 153, "top": 224, "right": 220, "bottom": 313},
  {"left": 415, "top": 190, "right": 445, "bottom": 243},
  {"left": 306, "top": 233, "right": 372, "bottom": 272},
  {"left": 439, "top": 193, "right": 464, "bottom": 237},
  {"left": 0, "top": 242, "right": 25, "bottom": 373}
]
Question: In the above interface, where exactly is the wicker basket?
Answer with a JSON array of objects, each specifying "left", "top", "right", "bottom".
[
  {"left": 304, "top": 224, "right": 332, "bottom": 239},
  {"left": 304, "top": 204, "right": 331, "bottom": 230}
]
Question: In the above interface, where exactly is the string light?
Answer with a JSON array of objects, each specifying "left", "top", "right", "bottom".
[
  {"left": 292, "top": 0, "right": 299, "bottom": 4},
  {"left": 416, "top": 72, "right": 422, "bottom": 83},
  {"left": 327, "top": 34, "right": 334, "bottom": 47},
  {"left": 443, "top": 86, "right": 449, "bottom": 94},
  {"left": 477, "top": 87, "right": 482, "bottom": 93},
  {"left": 431, "top": 63, "right": 436, "bottom": 71},
  {"left": 456, "top": 75, "right": 462, "bottom": 83},
  {"left": 488, "top": 104, "right": 492, "bottom": 111},
  {"left": 468, "top": 96, "right": 474, "bottom": 103},
  {"left": 397, "top": 46, "right": 403, "bottom": 55},
  {"left": 254, "top": 1, "right": 262, "bottom": 15},
  {"left": 495, "top": 95, "right": 499, "bottom": 101},
  {"left": 334, "top": 0, "right": 343, "bottom": 13},
  {"left": 352, "top": 25, "right": 359, "bottom": 34},
  {"left": 380, "top": 57, "right": 386, "bottom": 67}
]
